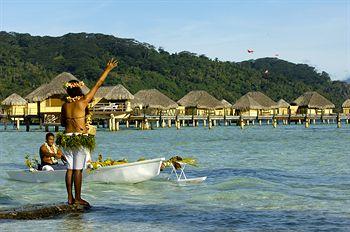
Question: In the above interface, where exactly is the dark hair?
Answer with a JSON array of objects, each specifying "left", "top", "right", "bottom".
[
  {"left": 66, "top": 80, "right": 84, "bottom": 98},
  {"left": 46, "top": 132, "right": 55, "bottom": 140}
]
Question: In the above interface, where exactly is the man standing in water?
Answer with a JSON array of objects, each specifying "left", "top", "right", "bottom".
[{"left": 58, "top": 58, "right": 118, "bottom": 206}]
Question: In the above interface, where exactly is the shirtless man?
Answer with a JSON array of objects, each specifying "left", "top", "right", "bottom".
[
  {"left": 60, "top": 58, "right": 118, "bottom": 206},
  {"left": 39, "top": 132, "right": 66, "bottom": 170}
]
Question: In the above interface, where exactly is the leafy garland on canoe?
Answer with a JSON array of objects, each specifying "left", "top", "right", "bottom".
[
  {"left": 89, "top": 155, "right": 197, "bottom": 170},
  {"left": 24, "top": 154, "right": 197, "bottom": 171}
]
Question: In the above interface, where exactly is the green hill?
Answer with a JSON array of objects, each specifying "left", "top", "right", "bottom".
[{"left": 0, "top": 31, "right": 349, "bottom": 110}]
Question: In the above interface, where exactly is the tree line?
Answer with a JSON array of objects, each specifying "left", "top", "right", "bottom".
[{"left": 0, "top": 31, "right": 349, "bottom": 109}]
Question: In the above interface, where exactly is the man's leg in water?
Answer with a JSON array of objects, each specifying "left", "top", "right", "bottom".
[
  {"left": 65, "top": 169, "right": 74, "bottom": 205},
  {"left": 73, "top": 169, "right": 90, "bottom": 206}
]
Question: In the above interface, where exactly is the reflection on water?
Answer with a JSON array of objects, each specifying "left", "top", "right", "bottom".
[{"left": 1, "top": 125, "right": 350, "bottom": 231}]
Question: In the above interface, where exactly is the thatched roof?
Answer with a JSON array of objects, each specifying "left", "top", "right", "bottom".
[
  {"left": 221, "top": 99, "right": 232, "bottom": 108},
  {"left": 133, "top": 89, "right": 178, "bottom": 109},
  {"left": 276, "top": 99, "right": 290, "bottom": 108},
  {"left": 342, "top": 99, "right": 350, "bottom": 108},
  {"left": 177, "top": 90, "right": 224, "bottom": 109},
  {"left": 232, "top": 95, "right": 264, "bottom": 110},
  {"left": 130, "top": 96, "right": 143, "bottom": 108},
  {"left": 292, "top": 91, "right": 335, "bottom": 109},
  {"left": 246, "top": 91, "right": 277, "bottom": 108},
  {"left": 25, "top": 84, "right": 48, "bottom": 102},
  {"left": 233, "top": 91, "right": 276, "bottom": 110},
  {"left": 25, "top": 72, "right": 90, "bottom": 102},
  {"left": 95, "top": 85, "right": 134, "bottom": 100},
  {"left": 2, "top": 93, "right": 27, "bottom": 106}
]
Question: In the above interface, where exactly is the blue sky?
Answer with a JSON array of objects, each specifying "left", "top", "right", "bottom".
[{"left": 1, "top": 0, "right": 349, "bottom": 80}]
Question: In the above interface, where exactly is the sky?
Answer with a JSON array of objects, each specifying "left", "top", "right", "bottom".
[{"left": 0, "top": 0, "right": 349, "bottom": 80}]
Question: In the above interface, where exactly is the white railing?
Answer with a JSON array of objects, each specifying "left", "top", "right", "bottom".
[{"left": 92, "top": 103, "right": 126, "bottom": 112}]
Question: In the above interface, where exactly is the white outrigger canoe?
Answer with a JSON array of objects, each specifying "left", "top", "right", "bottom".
[{"left": 6, "top": 158, "right": 165, "bottom": 184}]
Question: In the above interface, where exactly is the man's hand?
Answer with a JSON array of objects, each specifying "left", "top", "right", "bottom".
[{"left": 105, "top": 58, "right": 118, "bottom": 71}]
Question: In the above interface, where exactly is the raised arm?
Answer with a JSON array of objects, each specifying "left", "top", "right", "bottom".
[{"left": 83, "top": 58, "right": 118, "bottom": 103}]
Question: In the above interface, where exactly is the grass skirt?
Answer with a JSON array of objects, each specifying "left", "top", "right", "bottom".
[{"left": 56, "top": 132, "right": 95, "bottom": 151}]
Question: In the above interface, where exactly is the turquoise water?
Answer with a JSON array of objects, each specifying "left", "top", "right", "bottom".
[{"left": 1, "top": 124, "right": 350, "bottom": 231}]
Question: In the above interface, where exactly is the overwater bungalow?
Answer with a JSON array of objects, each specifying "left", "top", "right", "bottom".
[
  {"left": 342, "top": 99, "right": 350, "bottom": 115},
  {"left": 220, "top": 99, "right": 235, "bottom": 116},
  {"left": 1, "top": 93, "right": 27, "bottom": 118},
  {"left": 92, "top": 85, "right": 134, "bottom": 113},
  {"left": 177, "top": 90, "right": 224, "bottom": 116},
  {"left": 291, "top": 91, "right": 335, "bottom": 115},
  {"left": 132, "top": 89, "right": 178, "bottom": 116},
  {"left": 276, "top": 99, "right": 290, "bottom": 115},
  {"left": 25, "top": 72, "right": 90, "bottom": 122},
  {"left": 233, "top": 91, "right": 277, "bottom": 116},
  {"left": 232, "top": 94, "right": 263, "bottom": 117}
]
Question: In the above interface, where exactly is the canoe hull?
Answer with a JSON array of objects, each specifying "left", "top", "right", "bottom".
[
  {"left": 85, "top": 158, "right": 164, "bottom": 183},
  {"left": 6, "top": 158, "right": 165, "bottom": 184},
  {"left": 7, "top": 169, "right": 66, "bottom": 183}
]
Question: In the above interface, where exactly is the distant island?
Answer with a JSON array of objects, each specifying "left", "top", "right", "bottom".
[{"left": 0, "top": 31, "right": 349, "bottom": 109}]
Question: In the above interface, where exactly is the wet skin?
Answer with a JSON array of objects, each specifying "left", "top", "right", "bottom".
[
  {"left": 40, "top": 135, "right": 66, "bottom": 165},
  {"left": 61, "top": 59, "right": 118, "bottom": 206}
]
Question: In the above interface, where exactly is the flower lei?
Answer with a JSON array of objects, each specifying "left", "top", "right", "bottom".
[
  {"left": 66, "top": 95, "right": 83, "bottom": 103},
  {"left": 63, "top": 81, "right": 85, "bottom": 89},
  {"left": 45, "top": 142, "right": 58, "bottom": 164}
]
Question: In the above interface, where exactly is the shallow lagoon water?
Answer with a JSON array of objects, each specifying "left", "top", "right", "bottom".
[{"left": 1, "top": 124, "right": 350, "bottom": 231}]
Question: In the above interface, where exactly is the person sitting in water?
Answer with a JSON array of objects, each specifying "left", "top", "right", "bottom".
[{"left": 39, "top": 132, "right": 67, "bottom": 171}]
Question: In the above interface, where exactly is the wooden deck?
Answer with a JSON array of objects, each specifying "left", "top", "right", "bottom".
[{"left": 1, "top": 111, "right": 350, "bottom": 131}]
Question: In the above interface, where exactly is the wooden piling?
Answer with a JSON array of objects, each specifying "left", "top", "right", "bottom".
[
  {"left": 176, "top": 120, "right": 180, "bottom": 130},
  {"left": 272, "top": 117, "right": 277, "bottom": 128},
  {"left": 25, "top": 117, "right": 30, "bottom": 132},
  {"left": 16, "top": 119, "right": 20, "bottom": 130},
  {"left": 168, "top": 119, "right": 171, "bottom": 128},
  {"left": 305, "top": 117, "right": 310, "bottom": 128},
  {"left": 126, "top": 120, "right": 130, "bottom": 128},
  {"left": 239, "top": 116, "right": 244, "bottom": 129},
  {"left": 116, "top": 120, "right": 120, "bottom": 131}
]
